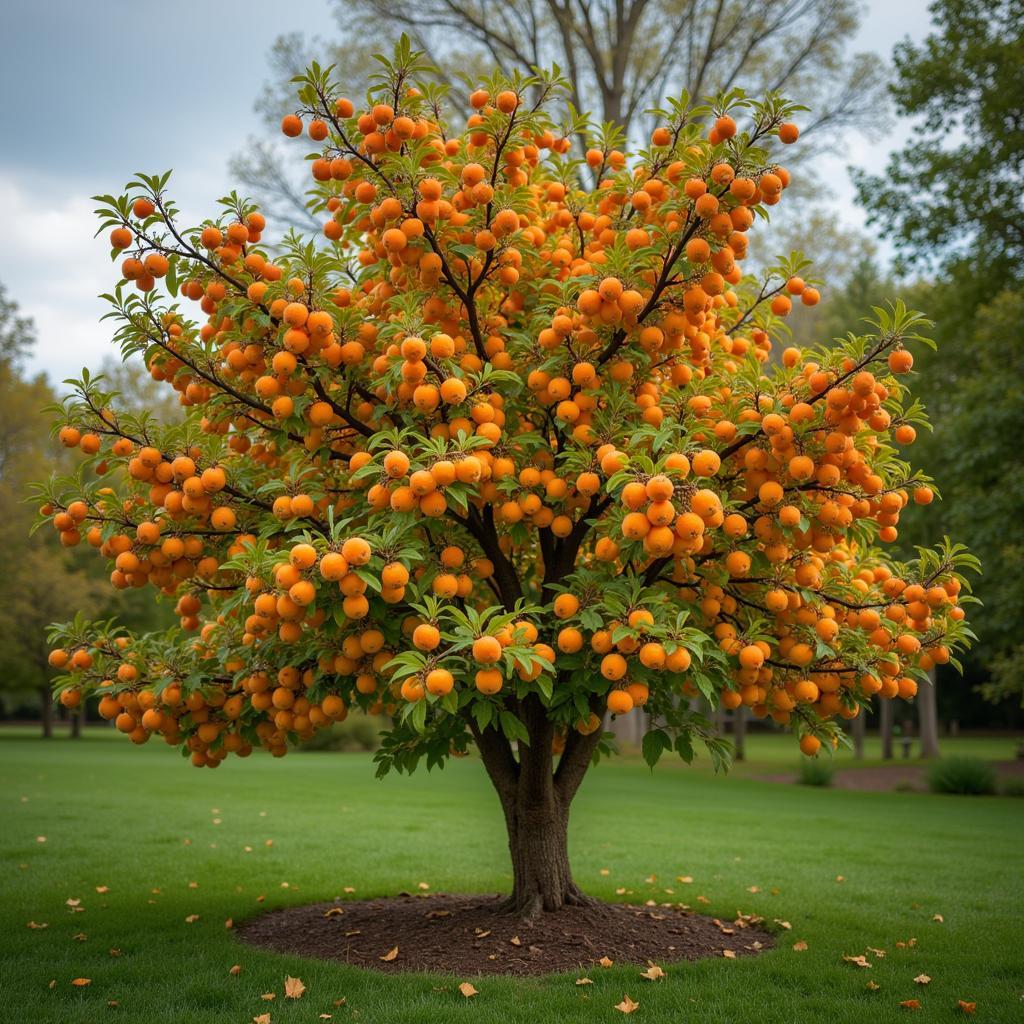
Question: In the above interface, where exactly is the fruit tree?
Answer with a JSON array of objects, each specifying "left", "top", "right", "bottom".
[{"left": 37, "top": 41, "right": 976, "bottom": 918}]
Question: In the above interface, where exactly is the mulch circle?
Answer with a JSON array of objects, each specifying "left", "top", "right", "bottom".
[{"left": 235, "top": 892, "right": 774, "bottom": 976}]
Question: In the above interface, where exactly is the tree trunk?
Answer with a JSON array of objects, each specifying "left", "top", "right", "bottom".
[
  {"left": 852, "top": 705, "right": 866, "bottom": 759},
  {"left": 918, "top": 669, "right": 940, "bottom": 758},
  {"left": 733, "top": 705, "right": 746, "bottom": 761},
  {"left": 70, "top": 702, "right": 83, "bottom": 739},
  {"left": 39, "top": 687, "right": 53, "bottom": 739},
  {"left": 471, "top": 695, "right": 602, "bottom": 920},
  {"left": 879, "top": 696, "right": 894, "bottom": 760}
]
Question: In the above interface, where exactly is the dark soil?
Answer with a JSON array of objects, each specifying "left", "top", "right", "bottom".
[{"left": 235, "top": 892, "right": 774, "bottom": 976}]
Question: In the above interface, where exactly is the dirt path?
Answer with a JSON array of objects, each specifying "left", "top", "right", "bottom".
[{"left": 758, "top": 760, "right": 1024, "bottom": 792}]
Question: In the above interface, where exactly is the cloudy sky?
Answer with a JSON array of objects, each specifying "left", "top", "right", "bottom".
[{"left": 0, "top": 0, "right": 932, "bottom": 384}]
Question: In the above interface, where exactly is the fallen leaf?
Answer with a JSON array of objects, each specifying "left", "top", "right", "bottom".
[
  {"left": 71, "top": 978, "right": 91, "bottom": 987},
  {"left": 722, "top": 949, "right": 737, "bottom": 959},
  {"left": 260, "top": 993, "right": 276, "bottom": 1001},
  {"left": 225, "top": 918, "right": 234, "bottom": 929},
  {"left": 866, "top": 981, "right": 881, "bottom": 991},
  {"left": 229, "top": 965, "right": 242, "bottom": 977},
  {"left": 774, "top": 919, "right": 791, "bottom": 930},
  {"left": 184, "top": 915, "right": 200, "bottom": 924},
  {"left": 95, "top": 886, "right": 110, "bottom": 894},
  {"left": 73, "top": 932, "right": 87, "bottom": 941},
  {"left": 957, "top": 1000, "right": 976, "bottom": 1014},
  {"left": 458, "top": 982, "right": 478, "bottom": 998},
  {"left": 836, "top": 875, "right": 845, "bottom": 882},
  {"left": 640, "top": 964, "right": 665, "bottom": 981},
  {"left": 614, "top": 994, "right": 640, "bottom": 1014},
  {"left": 418, "top": 882, "right": 430, "bottom": 890},
  {"left": 793, "top": 941, "right": 808, "bottom": 952},
  {"left": 284, "top": 976, "right": 306, "bottom": 999},
  {"left": 575, "top": 977, "right": 593, "bottom": 986},
  {"left": 677, "top": 875, "right": 693, "bottom": 884},
  {"left": 319, "top": 1016, "right": 332, "bottom": 1020},
  {"left": 107, "top": 1000, "right": 119, "bottom": 1008},
  {"left": 867, "top": 947, "right": 887, "bottom": 958},
  {"left": 380, "top": 946, "right": 399, "bottom": 962},
  {"left": 599, "top": 868, "right": 610, "bottom": 876},
  {"left": 253, "top": 1015, "right": 271, "bottom": 1024},
  {"left": 843, "top": 955, "right": 871, "bottom": 968},
  {"left": 914, "top": 975, "right": 931, "bottom": 986},
  {"left": 37, "top": 836, "right": 46, "bottom": 843},
  {"left": 342, "top": 885, "right": 354, "bottom": 893},
  {"left": 66, "top": 898, "right": 81, "bottom": 907},
  {"left": 746, "top": 886, "right": 760, "bottom": 894},
  {"left": 474, "top": 929, "right": 492, "bottom": 938},
  {"left": 899, "top": 999, "right": 921, "bottom": 1010},
  {"left": 26, "top": 921, "right": 48, "bottom": 930},
  {"left": 109, "top": 948, "right": 121, "bottom": 957},
  {"left": 509, "top": 935, "right": 522, "bottom": 946},
  {"left": 48, "top": 980, "right": 56, "bottom": 990},
  {"left": 324, "top": 908, "right": 344, "bottom": 918},
  {"left": 932, "top": 914, "right": 944, "bottom": 923},
  {"left": 598, "top": 956, "right": 614, "bottom": 968}
]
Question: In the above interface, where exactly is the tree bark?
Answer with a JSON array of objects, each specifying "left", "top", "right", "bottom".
[
  {"left": 917, "top": 668, "right": 940, "bottom": 758},
  {"left": 470, "top": 694, "right": 602, "bottom": 919},
  {"left": 879, "top": 696, "right": 894, "bottom": 760},
  {"left": 70, "top": 702, "right": 83, "bottom": 739},
  {"left": 733, "top": 705, "right": 746, "bottom": 761},
  {"left": 39, "top": 686, "right": 53, "bottom": 739},
  {"left": 852, "top": 705, "right": 866, "bottom": 759}
]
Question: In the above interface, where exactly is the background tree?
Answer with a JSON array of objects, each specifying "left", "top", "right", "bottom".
[
  {"left": 0, "top": 285, "right": 107, "bottom": 735},
  {"left": 855, "top": 0, "right": 1024, "bottom": 708},
  {"left": 233, "top": 0, "right": 887, "bottom": 230},
  {"left": 39, "top": 46, "right": 974, "bottom": 918}
]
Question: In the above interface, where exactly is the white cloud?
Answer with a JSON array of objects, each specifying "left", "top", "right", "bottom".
[{"left": 0, "top": 173, "right": 114, "bottom": 386}]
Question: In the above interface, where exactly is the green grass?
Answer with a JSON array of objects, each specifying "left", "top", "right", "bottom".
[{"left": 2, "top": 732, "right": 1022, "bottom": 1023}]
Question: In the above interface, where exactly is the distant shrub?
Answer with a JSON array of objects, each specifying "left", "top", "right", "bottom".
[
  {"left": 999, "top": 777, "right": 1024, "bottom": 798},
  {"left": 296, "top": 715, "right": 386, "bottom": 753},
  {"left": 797, "top": 758, "right": 835, "bottom": 787},
  {"left": 927, "top": 757, "right": 997, "bottom": 795}
]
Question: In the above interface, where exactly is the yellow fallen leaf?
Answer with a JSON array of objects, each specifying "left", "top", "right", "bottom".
[
  {"left": 73, "top": 932, "right": 87, "bottom": 941},
  {"left": 95, "top": 886, "right": 109, "bottom": 894},
  {"left": 107, "top": 1000, "right": 119, "bottom": 1008},
  {"left": 253, "top": 1015, "right": 271, "bottom": 1024},
  {"left": 914, "top": 974, "right": 931, "bottom": 986},
  {"left": 843, "top": 954, "right": 871, "bottom": 968},
  {"left": 37, "top": 836, "right": 46, "bottom": 843},
  {"left": 576, "top": 977, "right": 593, "bottom": 986},
  {"left": 836, "top": 875, "right": 845, "bottom": 882},
  {"left": 599, "top": 868, "right": 610, "bottom": 876},
  {"left": 774, "top": 919, "right": 791, "bottom": 930},
  {"left": 615, "top": 994, "right": 639, "bottom": 1014},
  {"left": 70, "top": 978, "right": 91, "bottom": 987},
  {"left": 932, "top": 914, "right": 944, "bottom": 923},
  {"left": 260, "top": 993, "right": 276, "bottom": 1001},
  {"left": 792, "top": 941, "right": 808, "bottom": 952},
  {"left": 867, "top": 947, "right": 886, "bottom": 958},
  {"left": 66, "top": 898, "right": 81, "bottom": 907},
  {"left": 418, "top": 882, "right": 430, "bottom": 890},
  {"left": 27, "top": 921, "right": 48, "bottom": 930},
  {"left": 184, "top": 914, "right": 200, "bottom": 924},
  {"left": 746, "top": 886, "right": 760, "bottom": 894},
  {"left": 722, "top": 949, "right": 737, "bottom": 959},
  {"left": 324, "top": 908, "right": 344, "bottom": 918},
  {"left": 380, "top": 946, "right": 399, "bottom": 962},
  {"left": 284, "top": 976, "right": 306, "bottom": 999},
  {"left": 319, "top": 1015, "right": 332, "bottom": 1020},
  {"left": 598, "top": 956, "right": 614, "bottom": 968},
  {"left": 957, "top": 1000, "right": 976, "bottom": 1014},
  {"left": 866, "top": 981, "right": 881, "bottom": 991},
  {"left": 640, "top": 964, "right": 665, "bottom": 981},
  {"left": 677, "top": 875, "right": 693, "bottom": 884},
  {"left": 510, "top": 935, "right": 522, "bottom": 946},
  {"left": 458, "top": 982, "right": 478, "bottom": 998},
  {"left": 225, "top": 918, "right": 234, "bottom": 929},
  {"left": 229, "top": 965, "right": 242, "bottom": 977}
]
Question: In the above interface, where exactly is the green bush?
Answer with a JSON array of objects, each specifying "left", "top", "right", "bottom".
[
  {"left": 295, "top": 715, "right": 387, "bottom": 753},
  {"left": 927, "top": 757, "right": 997, "bottom": 796},
  {"left": 797, "top": 758, "right": 835, "bottom": 787}
]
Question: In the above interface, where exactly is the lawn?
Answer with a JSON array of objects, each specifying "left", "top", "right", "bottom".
[{"left": 2, "top": 732, "right": 1022, "bottom": 1023}]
